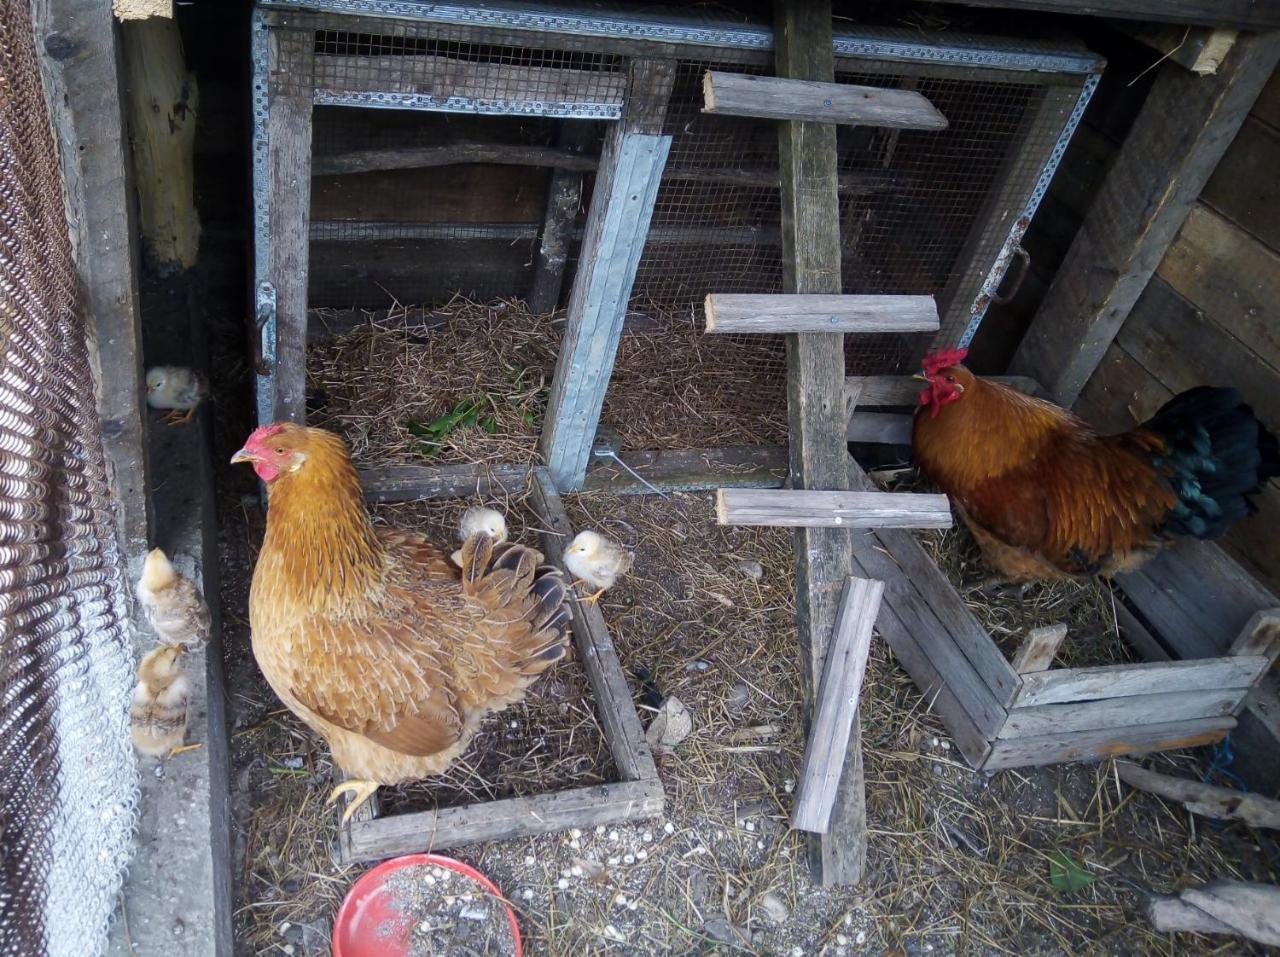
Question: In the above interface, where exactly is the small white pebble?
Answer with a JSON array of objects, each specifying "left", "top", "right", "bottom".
[
  {"left": 608, "top": 830, "right": 619, "bottom": 842},
  {"left": 523, "top": 855, "right": 536, "bottom": 866},
  {"left": 569, "top": 840, "right": 581, "bottom": 850},
  {"left": 931, "top": 736, "right": 940, "bottom": 747},
  {"left": 521, "top": 889, "right": 534, "bottom": 901},
  {"left": 856, "top": 931, "right": 867, "bottom": 945},
  {"left": 926, "top": 945, "right": 934, "bottom": 952},
  {"left": 757, "top": 840, "right": 765, "bottom": 850},
  {"left": 557, "top": 878, "right": 569, "bottom": 890},
  {"left": 627, "top": 900, "right": 638, "bottom": 911},
  {"left": 570, "top": 865, "right": 583, "bottom": 878},
  {"left": 282, "top": 947, "right": 295, "bottom": 956},
  {"left": 417, "top": 921, "right": 431, "bottom": 933},
  {"left": 607, "top": 856, "right": 620, "bottom": 866},
  {"left": 791, "top": 947, "right": 805, "bottom": 957},
  {"left": 837, "top": 934, "right": 849, "bottom": 946},
  {"left": 424, "top": 875, "right": 437, "bottom": 886},
  {"left": 642, "top": 831, "right": 653, "bottom": 842},
  {"left": 279, "top": 922, "right": 292, "bottom": 934},
  {"left": 636, "top": 849, "right": 648, "bottom": 860},
  {"left": 509, "top": 720, "right": 518, "bottom": 729},
  {"left": 623, "top": 854, "right": 635, "bottom": 865},
  {"left": 614, "top": 893, "right": 627, "bottom": 907},
  {"left": 716, "top": 830, "right": 724, "bottom": 840},
  {"left": 570, "top": 828, "right": 582, "bottom": 839},
  {"left": 663, "top": 822, "right": 675, "bottom": 835},
  {"left": 783, "top": 778, "right": 795, "bottom": 794},
  {"left": 595, "top": 825, "right": 606, "bottom": 836},
  {"left": 745, "top": 821, "right": 755, "bottom": 832},
  {"left": 432, "top": 868, "right": 445, "bottom": 878},
  {"left": 843, "top": 914, "right": 853, "bottom": 926}
]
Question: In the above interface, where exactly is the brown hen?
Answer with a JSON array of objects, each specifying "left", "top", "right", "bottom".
[{"left": 232, "top": 423, "right": 570, "bottom": 821}]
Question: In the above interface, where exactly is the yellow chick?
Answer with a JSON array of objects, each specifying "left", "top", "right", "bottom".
[
  {"left": 130, "top": 644, "right": 192, "bottom": 759},
  {"left": 137, "top": 548, "right": 211, "bottom": 645},
  {"left": 563, "top": 530, "right": 632, "bottom": 605},
  {"left": 145, "top": 365, "right": 209, "bottom": 425},
  {"left": 451, "top": 506, "right": 508, "bottom": 567}
]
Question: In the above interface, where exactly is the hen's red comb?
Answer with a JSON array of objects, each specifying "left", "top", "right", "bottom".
[
  {"left": 243, "top": 423, "right": 286, "bottom": 448},
  {"left": 921, "top": 347, "right": 968, "bottom": 375}
]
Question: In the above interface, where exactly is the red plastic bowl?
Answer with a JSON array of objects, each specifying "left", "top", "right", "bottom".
[{"left": 332, "top": 853, "right": 523, "bottom": 957}]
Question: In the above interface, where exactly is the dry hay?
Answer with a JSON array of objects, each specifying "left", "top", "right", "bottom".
[{"left": 305, "top": 297, "right": 787, "bottom": 468}]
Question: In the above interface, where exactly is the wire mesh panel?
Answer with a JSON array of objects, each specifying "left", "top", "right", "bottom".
[{"left": 0, "top": 0, "right": 138, "bottom": 953}]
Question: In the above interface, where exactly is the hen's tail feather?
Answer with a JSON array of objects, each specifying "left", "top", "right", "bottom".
[{"left": 1140, "top": 386, "right": 1279, "bottom": 540}]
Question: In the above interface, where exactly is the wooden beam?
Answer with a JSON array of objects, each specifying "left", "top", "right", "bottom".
[
  {"left": 715, "top": 488, "right": 953, "bottom": 529},
  {"left": 1228, "top": 609, "right": 1280, "bottom": 666},
  {"left": 529, "top": 123, "right": 594, "bottom": 314},
  {"left": 1010, "top": 623, "right": 1067, "bottom": 674},
  {"left": 792, "top": 578, "right": 884, "bottom": 834},
  {"left": 1000, "top": 688, "right": 1245, "bottom": 738},
  {"left": 540, "top": 59, "right": 674, "bottom": 490},
  {"left": 982, "top": 717, "right": 1235, "bottom": 771},
  {"left": 1116, "top": 762, "right": 1280, "bottom": 830},
  {"left": 703, "top": 71, "right": 948, "bottom": 129},
  {"left": 914, "top": 0, "right": 1280, "bottom": 30},
  {"left": 847, "top": 411, "right": 912, "bottom": 445},
  {"left": 703, "top": 293, "right": 939, "bottom": 334},
  {"left": 583, "top": 446, "right": 787, "bottom": 494},
  {"left": 1012, "top": 657, "right": 1269, "bottom": 708},
  {"left": 1119, "top": 24, "right": 1239, "bottom": 75},
  {"left": 775, "top": 0, "right": 863, "bottom": 886},
  {"left": 1012, "top": 33, "right": 1280, "bottom": 406},
  {"left": 846, "top": 374, "right": 1043, "bottom": 409}
]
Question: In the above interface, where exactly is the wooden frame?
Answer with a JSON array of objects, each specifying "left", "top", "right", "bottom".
[{"left": 337, "top": 466, "right": 664, "bottom": 864}]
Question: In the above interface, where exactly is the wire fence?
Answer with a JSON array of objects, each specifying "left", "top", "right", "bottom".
[{"left": 0, "top": 0, "right": 138, "bottom": 952}]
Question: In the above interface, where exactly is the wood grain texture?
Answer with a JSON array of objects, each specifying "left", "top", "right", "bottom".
[
  {"left": 1012, "top": 33, "right": 1280, "bottom": 405},
  {"left": 703, "top": 70, "right": 947, "bottom": 128},
  {"left": 1010, "top": 623, "right": 1067, "bottom": 674},
  {"left": 1000, "top": 688, "right": 1246, "bottom": 738},
  {"left": 1229, "top": 609, "right": 1280, "bottom": 666},
  {"left": 1121, "top": 25, "right": 1239, "bottom": 75},
  {"left": 716, "top": 488, "right": 952, "bottom": 529},
  {"left": 792, "top": 578, "right": 883, "bottom": 834},
  {"left": 847, "top": 374, "right": 1042, "bottom": 409},
  {"left": 1147, "top": 896, "right": 1238, "bottom": 936},
  {"left": 982, "top": 717, "right": 1235, "bottom": 771},
  {"left": 846, "top": 411, "right": 912, "bottom": 445},
  {"left": 704, "top": 293, "right": 938, "bottom": 334},
  {"left": 1202, "top": 116, "right": 1280, "bottom": 250},
  {"left": 1117, "top": 762, "right": 1280, "bottom": 830},
  {"left": 1012, "top": 657, "right": 1268, "bottom": 708},
  {"left": 1073, "top": 341, "right": 1172, "bottom": 434},
  {"left": 314, "top": 142, "right": 596, "bottom": 177},
  {"left": 913, "top": 0, "right": 1280, "bottom": 29},
  {"left": 530, "top": 122, "right": 595, "bottom": 314},
  {"left": 583, "top": 446, "right": 788, "bottom": 494},
  {"left": 775, "top": 0, "right": 862, "bottom": 887}
]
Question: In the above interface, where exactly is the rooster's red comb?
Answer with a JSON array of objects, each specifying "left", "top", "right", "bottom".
[{"left": 921, "top": 347, "right": 969, "bottom": 375}]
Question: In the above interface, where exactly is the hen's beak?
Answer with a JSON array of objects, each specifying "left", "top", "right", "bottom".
[
  {"left": 911, "top": 373, "right": 929, "bottom": 382},
  {"left": 230, "top": 447, "right": 256, "bottom": 465}
]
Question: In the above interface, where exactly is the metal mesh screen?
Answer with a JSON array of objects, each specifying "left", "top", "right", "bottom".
[{"left": 0, "top": 0, "right": 139, "bottom": 953}]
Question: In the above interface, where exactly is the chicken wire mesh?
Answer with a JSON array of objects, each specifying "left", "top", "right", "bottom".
[{"left": 0, "top": 0, "right": 139, "bottom": 954}]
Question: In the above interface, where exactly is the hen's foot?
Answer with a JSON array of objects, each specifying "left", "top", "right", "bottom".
[
  {"left": 164, "top": 408, "right": 196, "bottom": 426},
  {"left": 328, "top": 778, "right": 380, "bottom": 825},
  {"left": 167, "top": 742, "right": 202, "bottom": 759}
]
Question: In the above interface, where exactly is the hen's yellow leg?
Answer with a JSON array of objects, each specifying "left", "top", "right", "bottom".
[
  {"left": 328, "top": 779, "right": 380, "bottom": 825},
  {"left": 167, "top": 742, "right": 203, "bottom": 758}
]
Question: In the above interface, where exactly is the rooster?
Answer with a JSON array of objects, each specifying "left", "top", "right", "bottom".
[
  {"left": 912, "top": 347, "right": 1278, "bottom": 583},
  {"left": 232, "top": 423, "right": 571, "bottom": 822}
]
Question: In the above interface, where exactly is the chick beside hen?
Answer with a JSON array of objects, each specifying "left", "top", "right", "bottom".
[
  {"left": 563, "top": 530, "right": 632, "bottom": 604},
  {"left": 130, "top": 644, "right": 190, "bottom": 758},
  {"left": 232, "top": 423, "right": 571, "bottom": 822},
  {"left": 145, "top": 365, "right": 209, "bottom": 425},
  {"left": 137, "top": 547, "right": 211, "bottom": 645},
  {"left": 912, "top": 347, "right": 1279, "bottom": 583}
]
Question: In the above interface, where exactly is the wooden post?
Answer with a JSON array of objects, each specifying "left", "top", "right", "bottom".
[
  {"left": 540, "top": 59, "right": 674, "bottom": 490},
  {"left": 1011, "top": 623, "right": 1068, "bottom": 674},
  {"left": 792, "top": 578, "right": 883, "bottom": 834},
  {"left": 1012, "top": 33, "right": 1280, "bottom": 406},
  {"left": 775, "top": 0, "right": 865, "bottom": 885},
  {"left": 120, "top": 16, "right": 199, "bottom": 275},
  {"left": 528, "top": 122, "right": 595, "bottom": 314},
  {"left": 254, "top": 23, "right": 314, "bottom": 425}
]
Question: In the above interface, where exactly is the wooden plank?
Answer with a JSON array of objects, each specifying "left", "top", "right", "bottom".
[
  {"left": 338, "top": 778, "right": 665, "bottom": 864},
  {"left": 313, "top": 54, "right": 626, "bottom": 110},
  {"left": 529, "top": 123, "right": 594, "bottom": 314},
  {"left": 847, "top": 411, "right": 912, "bottom": 445},
  {"left": 1073, "top": 341, "right": 1172, "bottom": 434},
  {"left": 1012, "top": 657, "right": 1268, "bottom": 707},
  {"left": 847, "top": 375, "right": 1042, "bottom": 409},
  {"left": 1011, "top": 33, "right": 1280, "bottom": 406},
  {"left": 314, "top": 142, "right": 597, "bottom": 177},
  {"left": 982, "top": 717, "right": 1236, "bottom": 771},
  {"left": 1202, "top": 116, "right": 1280, "bottom": 251},
  {"left": 1000, "top": 688, "right": 1245, "bottom": 738},
  {"left": 1113, "top": 598, "right": 1173, "bottom": 662},
  {"left": 1011, "top": 624, "right": 1067, "bottom": 674},
  {"left": 359, "top": 463, "right": 531, "bottom": 503},
  {"left": 913, "top": 0, "right": 1280, "bottom": 29},
  {"left": 1148, "top": 896, "right": 1239, "bottom": 937},
  {"left": 1116, "top": 761, "right": 1280, "bottom": 829},
  {"left": 792, "top": 578, "right": 883, "bottom": 834},
  {"left": 776, "top": 0, "right": 862, "bottom": 887},
  {"left": 1229, "top": 609, "right": 1280, "bottom": 666},
  {"left": 1252, "top": 65, "right": 1280, "bottom": 129},
  {"left": 716, "top": 488, "right": 952, "bottom": 529},
  {"left": 703, "top": 293, "right": 938, "bottom": 335},
  {"left": 529, "top": 469, "right": 658, "bottom": 783},
  {"left": 1157, "top": 203, "right": 1280, "bottom": 371},
  {"left": 311, "top": 165, "right": 547, "bottom": 224},
  {"left": 540, "top": 59, "right": 673, "bottom": 491},
  {"left": 1120, "top": 24, "right": 1239, "bottom": 75},
  {"left": 703, "top": 70, "right": 947, "bottom": 128},
  {"left": 583, "top": 446, "right": 788, "bottom": 494},
  {"left": 259, "top": 29, "right": 313, "bottom": 425}
]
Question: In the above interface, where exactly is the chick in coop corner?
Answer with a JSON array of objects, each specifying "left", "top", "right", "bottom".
[
  {"left": 450, "top": 506, "right": 508, "bottom": 568},
  {"left": 563, "top": 530, "right": 632, "bottom": 605},
  {"left": 130, "top": 644, "right": 196, "bottom": 759},
  {"left": 136, "top": 547, "right": 211, "bottom": 646},
  {"left": 145, "top": 365, "right": 208, "bottom": 425}
]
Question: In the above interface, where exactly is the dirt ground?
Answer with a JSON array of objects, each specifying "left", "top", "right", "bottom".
[{"left": 219, "top": 473, "right": 1279, "bottom": 956}]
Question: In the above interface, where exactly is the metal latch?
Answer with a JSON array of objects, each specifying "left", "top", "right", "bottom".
[{"left": 254, "top": 281, "right": 276, "bottom": 376}]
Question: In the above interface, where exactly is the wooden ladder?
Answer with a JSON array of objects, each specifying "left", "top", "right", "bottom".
[{"left": 702, "top": 0, "right": 949, "bottom": 885}]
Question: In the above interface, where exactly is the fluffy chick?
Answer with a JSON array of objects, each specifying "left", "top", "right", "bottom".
[
  {"left": 563, "top": 530, "right": 632, "bottom": 604},
  {"left": 137, "top": 548, "right": 211, "bottom": 645},
  {"left": 145, "top": 365, "right": 209, "bottom": 425},
  {"left": 451, "top": 506, "right": 508, "bottom": 567},
  {"left": 130, "top": 644, "right": 192, "bottom": 759}
]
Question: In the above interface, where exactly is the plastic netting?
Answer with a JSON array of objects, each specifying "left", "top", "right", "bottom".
[{"left": 0, "top": 0, "right": 139, "bottom": 953}]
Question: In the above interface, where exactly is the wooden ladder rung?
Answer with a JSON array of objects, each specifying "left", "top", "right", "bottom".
[
  {"left": 704, "top": 293, "right": 939, "bottom": 334},
  {"left": 702, "top": 71, "right": 949, "bottom": 129},
  {"left": 715, "top": 488, "right": 952, "bottom": 529}
]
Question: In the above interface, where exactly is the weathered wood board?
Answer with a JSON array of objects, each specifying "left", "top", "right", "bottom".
[
  {"left": 704, "top": 294, "right": 938, "bottom": 334},
  {"left": 1012, "top": 657, "right": 1269, "bottom": 708},
  {"left": 716, "top": 488, "right": 952, "bottom": 529},
  {"left": 703, "top": 70, "right": 947, "bottom": 128},
  {"left": 983, "top": 717, "right": 1236, "bottom": 771}
]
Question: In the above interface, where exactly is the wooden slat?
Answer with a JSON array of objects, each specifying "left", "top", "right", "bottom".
[
  {"left": 313, "top": 142, "right": 597, "bottom": 177},
  {"left": 775, "top": 0, "right": 862, "bottom": 887},
  {"left": 529, "top": 123, "right": 594, "bottom": 314},
  {"left": 1011, "top": 33, "right": 1280, "bottom": 406},
  {"left": 1121, "top": 25, "right": 1239, "bottom": 75},
  {"left": 846, "top": 374, "right": 1042, "bottom": 409},
  {"left": 1010, "top": 624, "right": 1067, "bottom": 674},
  {"left": 1000, "top": 688, "right": 1246, "bottom": 739},
  {"left": 982, "top": 717, "right": 1236, "bottom": 771},
  {"left": 702, "top": 70, "right": 947, "bottom": 129},
  {"left": 529, "top": 469, "right": 658, "bottom": 783},
  {"left": 847, "top": 411, "right": 913, "bottom": 445},
  {"left": 1013, "top": 657, "right": 1269, "bottom": 707},
  {"left": 313, "top": 54, "right": 627, "bottom": 111},
  {"left": 1073, "top": 341, "right": 1172, "bottom": 434},
  {"left": 1202, "top": 116, "right": 1280, "bottom": 251},
  {"left": 1229, "top": 609, "right": 1280, "bottom": 667},
  {"left": 1113, "top": 598, "right": 1173, "bottom": 663},
  {"left": 914, "top": 0, "right": 1280, "bottom": 29},
  {"left": 704, "top": 293, "right": 938, "bottom": 334},
  {"left": 584, "top": 446, "right": 788, "bottom": 494},
  {"left": 338, "top": 779, "right": 664, "bottom": 864},
  {"left": 792, "top": 578, "right": 883, "bottom": 834},
  {"left": 716, "top": 488, "right": 952, "bottom": 529}
]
